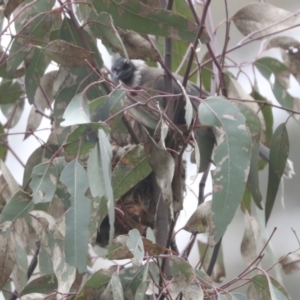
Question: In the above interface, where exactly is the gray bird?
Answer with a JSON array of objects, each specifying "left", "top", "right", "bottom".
[
  {"left": 112, "top": 58, "right": 204, "bottom": 128},
  {"left": 112, "top": 57, "right": 295, "bottom": 178},
  {"left": 112, "top": 57, "right": 202, "bottom": 96}
]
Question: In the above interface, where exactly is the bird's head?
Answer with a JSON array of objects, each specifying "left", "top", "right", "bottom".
[
  {"left": 112, "top": 58, "right": 146, "bottom": 87},
  {"left": 112, "top": 58, "right": 135, "bottom": 85}
]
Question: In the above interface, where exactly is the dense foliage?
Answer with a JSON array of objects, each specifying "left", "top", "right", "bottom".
[{"left": 0, "top": 0, "right": 300, "bottom": 299}]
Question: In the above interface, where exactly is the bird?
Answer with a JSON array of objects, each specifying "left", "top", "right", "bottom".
[
  {"left": 112, "top": 57, "right": 202, "bottom": 97},
  {"left": 112, "top": 57, "right": 205, "bottom": 128},
  {"left": 112, "top": 57, "right": 295, "bottom": 178}
]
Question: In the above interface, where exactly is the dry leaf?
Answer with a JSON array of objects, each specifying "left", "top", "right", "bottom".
[
  {"left": 43, "top": 40, "right": 94, "bottom": 67},
  {"left": 0, "top": 232, "right": 15, "bottom": 290},
  {"left": 197, "top": 240, "right": 226, "bottom": 283},
  {"left": 232, "top": 3, "right": 300, "bottom": 39},
  {"left": 266, "top": 36, "right": 300, "bottom": 85},
  {"left": 183, "top": 200, "right": 216, "bottom": 246},
  {"left": 240, "top": 212, "right": 260, "bottom": 266},
  {"left": 118, "top": 30, "right": 160, "bottom": 61},
  {"left": 280, "top": 253, "right": 300, "bottom": 275},
  {"left": 184, "top": 200, "right": 212, "bottom": 234},
  {"left": 141, "top": 126, "right": 175, "bottom": 209}
]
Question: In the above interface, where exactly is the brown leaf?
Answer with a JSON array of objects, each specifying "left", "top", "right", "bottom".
[
  {"left": 0, "top": 176, "right": 11, "bottom": 205},
  {"left": 0, "top": 159, "right": 19, "bottom": 195},
  {"left": 43, "top": 40, "right": 94, "bottom": 67},
  {"left": 118, "top": 30, "right": 160, "bottom": 61},
  {"left": 184, "top": 201, "right": 216, "bottom": 246},
  {"left": 140, "top": 0, "right": 160, "bottom": 7},
  {"left": 197, "top": 241, "right": 225, "bottom": 283},
  {"left": 232, "top": 3, "right": 300, "bottom": 39},
  {"left": 168, "top": 256, "right": 204, "bottom": 300},
  {"left": 142, "top": 237, "right": 175, "bottom": 256},
  {"left": 107, "top": 235, "right": 133, "bottom": 260},
  {"left": 107, "top": 235, "right": 175, "bottom": 259},
  {"left": 141, "top": 126, "right": 175, "bottom": 208},
  {"left": 10, "top": 219, "right": 30, "bottom": 292},
  {"left": 240, "top": 212, "right": 260, "bottom": 266},
  {"left": 280, "top": 253, "right": 300, "bottom": 275},
  {"left": 184, "top": 200, "right": 212, "bottom": 234},
  {"left": 0, "top": 232, "right": 15, "bottom": 290},
  {"left": 266, "top": 36, "right": 300, "bottom": 85},
  {"left": 4, "top": 0, "right": 24, "bottom": 18}
]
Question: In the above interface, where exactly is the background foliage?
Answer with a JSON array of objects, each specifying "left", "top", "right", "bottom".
[{"left": 0, "top": 0, "right": 300, "bottom": 299}]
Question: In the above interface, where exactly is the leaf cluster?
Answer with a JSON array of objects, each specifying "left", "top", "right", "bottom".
[{"left": 0, "top": 1, "right": 300, "bottom": 300}]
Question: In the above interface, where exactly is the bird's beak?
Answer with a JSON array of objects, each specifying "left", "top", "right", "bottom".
[{"left": 112, "top": 72, "right": 119, "bottom": 83}]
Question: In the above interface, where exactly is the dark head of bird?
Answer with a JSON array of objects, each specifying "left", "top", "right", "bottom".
[{"left": 112, "top": 58, "right": 135, "bottom": 86}]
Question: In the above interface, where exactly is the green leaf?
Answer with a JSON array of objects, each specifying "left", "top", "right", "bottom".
[
  {"left": 169, "top": 256, "right": 195, "bottom": 281},
  {"left": 0, "top": 190, "right": 33, "bottom": 228},
  {"left": 194, "top": 127, "right": 215, "bottom": 173},
  {"left": 254, "top": 57, "right": 294, "bottom": 110},
  {"left": 126, "top": 229, "right": 144, "bottom": 267},
  {"left": 200, "top": 52, "right": 213, "bottom": 92},
  {"left": 89, "top": 89, "right": 126, "bottom": 128},
  {"left": 251, "top": 274, "right": 291, "bottom": 300},
  {"left": 231, "top": 293, "right": 247, "bottom": 300},
  {"left": 61, "top": 93, "right": 91, "bottom": 126},
  {"left": 75, "top": 268, "right": 113, "bottom": 300},
  {"left": 7, "top": 12, "right": 55, "bottom": 73},
  {"left": 1, "top": 98, "right": 25, "bottom": 129},
  {"left": 22, "top": 143, "right": 59, "bottom": 188},
  {"left": 0, "top": 80, "right": 24, "bottom": 104},
  {"left": 53, "top": 17, "right": 106, "bottom": 145},
  {"left": 87, "top": 129, "right": 114, "bottom": 244},
  {"left": 89, "top": 196, "right": 107, "bottom": 239},
  {"left": 265, "top": 123, "right": 289, "bottom": 224},
  {"left": 60, "top": 160, "right": 91, "bottom": 273},
  {"left": 59, "top": 18, "right": 103, "bottom": 69},
  {"left": 235, "top": 103, "right": 262, "bottom": 209},
  {"left": 112, "top": 144, "right": 152, "bottom": 199},
  {"left": 88, "top": 10, "right": 126, "bottom": 55},
  {"left": 76, "top": 2, "right": 92, "bottom": 22},
  {"left": 250, "top": 89, "right": 273, "bottom": 146},
  {"left": 64, "top": 123, "right": 109, "bottom": 161},
  {"left": 0, "top": 124, "right": 7, "bottom": 160},
  {"left": 25, "top": 48, "right": 50, "bottom": 104},
  {"left": 39, "top": 247, "right": 54, "bottom": 275},
  {"left": 135, "top": 281, "right": 149, "bottom": 300},
  {"left": 171, "top": 0, "right": 198, "bottom": 79},
  {"left": 111, "top": 273, "right": 124, "bottom": 300},
  {"left": 13, "top": 237, "right": 28, "bottom": 291},
  {"left": 21, "top": 274, "right": 57, "bottom": 296},
  {"left": 198, "top": 97, "right": 252, "bottom": 243},
  {"left": 119, "top": 265, "right": 149, "bottom": 297},
  {"left": 89, "top": 95, "right": 110, "bottom": 122},
  {"left": 92, "top": 0, "right": 209, "bottom": 43},
  {"left": 107, "top": 242, "right": 133, "bottom": 260},
  {"left": 29, "top": 162, "right": 58, "bottom": 204}
]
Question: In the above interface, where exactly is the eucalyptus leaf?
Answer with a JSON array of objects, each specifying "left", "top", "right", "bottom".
[
  {"left": 30, "top": 162, "right": 58, "bottom": 204},
  {"left": 198, "top": 97, "right": 252, "bottom": 243},
  {"left": 60, "top": 160, "right": 91, "bottom": 273},
  {"left": 265, "top": 123, "right": 289, "bottom": 224}
]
